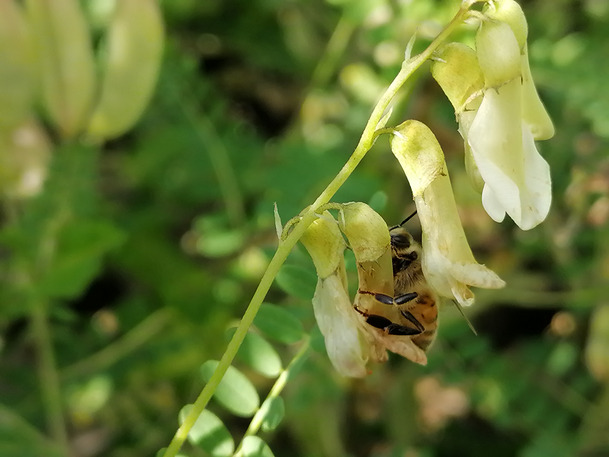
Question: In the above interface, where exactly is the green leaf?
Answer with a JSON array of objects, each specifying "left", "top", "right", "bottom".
[
  {"left": 254, "top": 303, "right": 305, "bottom": 344},
  {"left": 229, "top": 329, "right": 283, "bottom": 377},
  {"left": 38, "top": 219, "right": 125, "bottom": 299},
  {"left": 259, "top": 397, "right": 285, "bottom": 432},
  {"left": 367, "top": 190, "right": 388, "bottom": 213},
  {"left": 178, "top": 406, "right": 234, "bottom": 457},
  {"left": 275, "top": 264, "right": 317, "bottom": 300},
  {"left": 200, "top": 361, "right": 260, "bottom": 417},
  {"left": 241, "top": 436, "right": 275, "bottom": 457},
  {"left": 196, "top": 228, "right": 246, "bottom": 258}
]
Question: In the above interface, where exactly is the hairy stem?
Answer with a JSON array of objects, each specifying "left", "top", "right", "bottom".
[{"left": 162, "top": 4, "right": 473, "bottom": 456}]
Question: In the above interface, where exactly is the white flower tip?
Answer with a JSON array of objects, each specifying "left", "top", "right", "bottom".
[{"left": 452, "top": 261, "right": 506, "bottom": 290}]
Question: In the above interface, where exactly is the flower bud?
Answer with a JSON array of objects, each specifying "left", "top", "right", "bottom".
[
  {"left": 484, "top": 0, "right": 528, "bottom": 49},
  {"left": 476, "top": 20, "right": 521, "bottom": 88},
  {"left": 0, "top": 1, "right": 36, "bottom": 129},
  {"left": 26, "top": 0, "right": 96, "bottom": 139},
  {"left": 483, "top": 0, "right": 554, "bottom": 140},
  {"left": 87, "top": 0, "right": 164, "bottom": 140}
]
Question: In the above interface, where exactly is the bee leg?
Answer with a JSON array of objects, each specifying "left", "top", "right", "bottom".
[
  {"left": 400, "top": 310, "right": 425, "bottom": 333},
  {"left": 354, "top": 305, "right": 423, "bottom": 336},
  {"left": 394, "top": 292, "right": 419, "bottom": 305},
  {"left": 364, "top": 314, "right": 422, "bottom": 336}
]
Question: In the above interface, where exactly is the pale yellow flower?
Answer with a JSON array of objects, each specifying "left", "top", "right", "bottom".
[
  {"left": 391, "top": 121, "right": 505, "bottom": 307},
  {"left": 430, "top": 0, "right": 554, "bottom": 230}
]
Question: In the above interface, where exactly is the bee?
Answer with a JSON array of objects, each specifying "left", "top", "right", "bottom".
[{"left": 355, "top": 214, "right": 439, "bottom": 351}]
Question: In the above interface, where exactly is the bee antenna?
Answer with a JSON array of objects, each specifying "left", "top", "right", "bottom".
[
  {"left": 452, "top": 299, "right": 478, "bottom": 336},
  {"left": 399, "top": 210, "right": 418, "bottom": 227},
  {"left": 389, "top": 210, "right": 418, "bottom": 231}
]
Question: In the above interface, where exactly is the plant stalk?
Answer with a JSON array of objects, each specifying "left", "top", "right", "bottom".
[{"left": 162, "top": 3, "right": 473, "bottom": 456}]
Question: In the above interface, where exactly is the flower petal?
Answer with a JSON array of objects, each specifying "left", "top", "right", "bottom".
[
  {"left": 312, "top": 274, "right": 369, "bottom": 378},
  {"left": 519, "top": 123, "right": 552, "bottom": 229},
  {"left": 521, "top": 47, "right": 554, "bottom": 140},
  {"left": 481, "top": 184, "right": 507, "bottom": 223},
  {"left": 468, "top": 81, "right": 527, "bottom": 226}
]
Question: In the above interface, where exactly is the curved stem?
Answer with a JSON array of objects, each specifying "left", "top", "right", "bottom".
[
  {"left": 61, "top": 309, "right": 170, "bottom": 380},
  {"left": 234, "top": 337, "right": 311, "bottom": 456},
  {"left": 162, "top": 4, "right": 474, "bottom": 456}
]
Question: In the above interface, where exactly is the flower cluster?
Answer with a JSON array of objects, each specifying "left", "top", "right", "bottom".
[
  {"left": 300, "top": 0, "right": 554, "bottom": 377},
  {"left": 431, "top": 0, "right": 554, "bottom": 230}
]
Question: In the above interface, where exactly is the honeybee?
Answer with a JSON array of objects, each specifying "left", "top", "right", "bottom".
[{"left": 355, "top": 215, "right": 439, "bottom": 351}]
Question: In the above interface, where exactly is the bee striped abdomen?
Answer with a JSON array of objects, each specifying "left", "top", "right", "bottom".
[{"left": 409, "top": 294, "right": 438, "bottom": 350}]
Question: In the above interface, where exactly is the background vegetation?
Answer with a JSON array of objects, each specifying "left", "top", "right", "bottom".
[{"left": 2, "top": 0, "right": 609, "bottom": 456}]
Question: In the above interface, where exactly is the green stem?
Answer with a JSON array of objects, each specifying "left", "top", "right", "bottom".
[
  {"left": 4, "top": 196, "right": 71, "bottom": 456},
  {"left": 308, "top": 14, "right": 355, "bottom": 90},
  {"left": 196, "top": 112, "right": 246, "bottom": 227},
  {"left": 30, "top": 301, "right": 70, "bottom": 456},
  {"left": 162, "top": 4, "right": 473, "bottom": 457},
  {"left": 168, "top": 82, "right": 246, "bottom": 227},
  {"left": 234, "top": 337, "right": 311, "bottom": 456},
  {"left": 61, "top": 309, "right": 170, "bottom": 380}
]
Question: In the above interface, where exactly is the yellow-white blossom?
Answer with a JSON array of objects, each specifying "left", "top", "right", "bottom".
[
  {"left": 301, "top": 203, "right": 434, "bottom": 375},
  {"left": 391, "top": 121, "right": 505, "bottom": 307},
  {"left": 431, "top": 0, "right": 554, "bottom": 230},
  {"left": 302, "top": 213, "right": 369, "bottom": 378},
  {"left": 340, "top": 203, "right": 428, "bottom": 366}
]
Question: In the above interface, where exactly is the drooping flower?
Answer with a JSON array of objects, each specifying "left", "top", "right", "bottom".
[
  {"left": 301, "top": 202, "right": 431, "bottom": 376},
  {"left": 301, "top": 212, "right": 370, "bottom": 377},
  {"left": 430, "top": 0, "right": 554, "bottom": 230},
  {"left": 339, "top": 202, "right": 428, "bottom": 366},
  {"left": 391, "top": 120, "right": 505, "bottom": 307}
]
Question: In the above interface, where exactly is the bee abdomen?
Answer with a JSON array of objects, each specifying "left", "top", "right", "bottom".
[{"left": 412, "top": 330, "right": 436, "bottom": 350}]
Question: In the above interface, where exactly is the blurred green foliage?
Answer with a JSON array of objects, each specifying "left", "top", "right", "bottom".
[{"left": 1, "top": 0, "right": 609, "bottom": 456}]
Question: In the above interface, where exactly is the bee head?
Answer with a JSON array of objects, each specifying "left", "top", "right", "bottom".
[{"left": 389, "top": 226, "right": 421, "bottom": 258}]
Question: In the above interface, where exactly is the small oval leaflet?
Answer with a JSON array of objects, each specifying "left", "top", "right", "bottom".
[
  {"left": 229, "top": 329, "right": 283, "bottom": 378},
  {"left": 275, "top": 264, "right": 317, "bottom": 300},
  {"left": 178, "top": 405, "right": 234, "bottom": 457},
  {"left": 259, "top": 397, "right": 285, "bottom": 432},
  {"left": 254, "top": 303, "right": 305, "bottom": 344},
  {"left": 241, "top": 436, "right": 275, "bottom": 457},
  {"left": 200, "top": 361, "right": 260, "bottom": 417}
]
